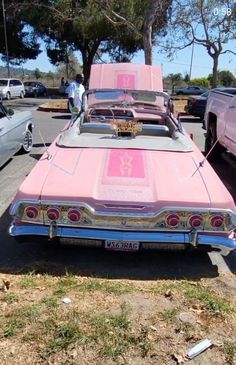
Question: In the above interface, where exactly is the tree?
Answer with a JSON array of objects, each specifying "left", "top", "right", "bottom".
[
  {"left": 166, "top": 73, "right": 183, "bottom": 93},
  {"left": 208, "top": 70, "right": 236, "bottom": 86},
  {"left": 184, "top": 73, "right": 190, "bottom": 83},
  {"left": 0, "top": 9, "right": 41, "bottom": 66},
  {"left": 97, "top": 0, "right": 172, "bottom": 65},
  {"left": 190, "top": 77, "right": 210, "bottom": 88},
  {"left": 164, "top": 0, "right": 236, "bottom": 87},
  {"left": 218, "top": 70, "right": 236, "bottom": 86},
  {"left": 34, "top": 68, "right": 42, "bottom": 79},
  {"left": 56, "top": 52, "right": 82, "bottom": 81},
  {"left": 8, "top": 0, "right": 147, "bottom": 84}
]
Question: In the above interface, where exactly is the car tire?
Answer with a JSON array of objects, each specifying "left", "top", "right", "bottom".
[
  {"left": 6, "top": 92, "right": 11, "bottom": 100},
  {"left": 20, "top": 91, "right": 24, "bottom": 99},
  {"left": 204, "top": 122, "right": 225, "bottom": 161},
  {"left": 20, "top": 129, "right": 33, "bottom": 154}
]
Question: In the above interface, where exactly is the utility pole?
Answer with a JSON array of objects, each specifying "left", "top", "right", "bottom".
[
  {"left": 189, "top": 41, "right": 195, "bottom": 81},
  {"left": 2, "top": 0, "right": 10, "bottom": 77}
]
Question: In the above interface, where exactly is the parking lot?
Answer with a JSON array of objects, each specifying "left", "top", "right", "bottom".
[{"left": 0, "top": 97, "right": 236, "bottom": 278}]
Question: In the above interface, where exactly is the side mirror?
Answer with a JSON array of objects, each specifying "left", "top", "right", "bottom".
[{"left": 8, "top": 108, "right": 14, "bottom": 116}]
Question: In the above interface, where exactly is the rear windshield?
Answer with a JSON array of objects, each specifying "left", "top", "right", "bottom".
[
  {"left": 88, "top": 89, "right": 164, "bottom": 105},
  {"left": 24, "top": 82, "right": 36, "bottom": 86},
  {"left": 0, "top": 80, "right": 8, "bottom": 86}
]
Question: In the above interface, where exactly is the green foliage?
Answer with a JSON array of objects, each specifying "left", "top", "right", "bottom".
[
  {"left": 184, "top": 73, "right": 190, "bottom": 83},
  {"left": 34, "top": 68, "right": 42, "bottom": 79},
  {"left": 1, "top": 304, "right": 40, "bottom": 338},
  {"left": 190, "top": 77, "right": 210, "bottom": 88},
  {"left": 2, "top": 0, "right": 172, "bottom": 82},
  {"left": 0, "top": 12, "right": 41, "bottom": 65},
  {"left": 166, "top": 73, "right": 183, "bottom": 85},
  {"left": 45, "top": 323, "right": 81, "bottom": 355},
  {"left": 218, "top": 70, "right": 236, "bottom": 86},
  {"left": 165, "top": 0, "right": 236, "bottom": 87},
  {"left": 223, "top": 341, "right": 236, "bottom": 365},
  {"left": 208, "top": 70, "right": 236, "bottom": 87}
]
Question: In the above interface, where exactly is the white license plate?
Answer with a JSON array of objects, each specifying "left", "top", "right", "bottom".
[{"left": 105, "top": 240, "right": 140, "bottom": 252}]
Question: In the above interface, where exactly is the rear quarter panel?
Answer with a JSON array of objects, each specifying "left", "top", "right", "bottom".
[{"left": 205, "top": 91, "right": 232, "bottom": 146}]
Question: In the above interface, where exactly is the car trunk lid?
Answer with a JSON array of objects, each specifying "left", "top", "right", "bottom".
[{"left": 37, "top": 147, "right": 219, "bottom": 213}]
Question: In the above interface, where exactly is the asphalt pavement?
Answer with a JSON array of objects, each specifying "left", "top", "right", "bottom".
[{"left": 0, "top": 97, "right": 235, "bottom": 278}]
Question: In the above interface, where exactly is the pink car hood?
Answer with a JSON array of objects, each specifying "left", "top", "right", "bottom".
[
  {"left": 15, "top": 145, "right": 235, "bottom": 213},
  {"left": 89, "top": 63, "right": 163, "bottom": 91}
]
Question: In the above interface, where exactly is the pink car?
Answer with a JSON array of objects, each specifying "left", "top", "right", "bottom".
[{"left": 9, "top": 64, "right": 236, "bottom": 254}]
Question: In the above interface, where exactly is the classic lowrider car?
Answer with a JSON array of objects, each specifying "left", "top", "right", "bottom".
[
  {"left": 0, "top": 102, "right": 33, "bottom": 167},
  {"left": 9, "top": 64, "right": 236, "bottom": 254}
]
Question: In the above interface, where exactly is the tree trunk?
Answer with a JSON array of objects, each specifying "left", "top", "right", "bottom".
[
  {"left": 212, "top": 56, "right": 218, "bottom": 88},
  {"left": 143, "top": 25, "right": 153, "bottom": 65},
  {"left": 80, "top": 41, "right": 101, "bottom": 87}
]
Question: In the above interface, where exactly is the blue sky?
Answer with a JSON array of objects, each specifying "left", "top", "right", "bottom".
[{"left": 1, "top": 39, "right": 236, "bottom": 79}]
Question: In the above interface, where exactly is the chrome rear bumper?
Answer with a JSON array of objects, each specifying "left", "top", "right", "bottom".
[{"left": 9, "top": 222, "right": 236, "bottom": 255}]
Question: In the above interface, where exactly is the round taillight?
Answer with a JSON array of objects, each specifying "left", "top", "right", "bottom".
[
  {"left": 47, "top": 207, "right": 60, "bottom": 221},
  {"left": 166, "top": 213, "right": 180, "bottom": 227},
  {"left": 189, "top": 214, "right": 203, "bottom": 227},
  {"left": 25, "top": 206, "right": 39, "bottom": 219},
  {"left": 210, "top": 214, "right": 224, "bottom": 228},
  {"left": 68, "top": 209, "right": 81, "bottom": 222}
]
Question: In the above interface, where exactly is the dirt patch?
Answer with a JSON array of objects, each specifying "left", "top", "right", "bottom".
[{"left": 0, "top": 274, "right": 235, "bottom": 364}]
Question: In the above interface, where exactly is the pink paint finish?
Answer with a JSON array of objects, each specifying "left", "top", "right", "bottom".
[
  {"left": 116, "top": 74, "right": 136, "bottom": 89},
  {"left": 12, "top": 139, "right": 235, "bottom": 215},
  {"left": 106, "top": 149, "right": 145, "bottom": 178},
  {"left": 89, "top": 63, "right": 163, "bottom": 91}
]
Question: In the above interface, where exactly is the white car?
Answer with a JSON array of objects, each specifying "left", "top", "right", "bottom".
[
  {"left": 0, "top": 78, "right": 25, "bottom": 100},
  {"left": 0, "top": 102, "right": 33, "bottom": 167}
]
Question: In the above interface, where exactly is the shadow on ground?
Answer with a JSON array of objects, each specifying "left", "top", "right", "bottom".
[
  {"left": 0, "top": 207, "right": 220, "bottom": 281},
  {"left": 52, "top": 114, "right": 71, "bottom": 120}
]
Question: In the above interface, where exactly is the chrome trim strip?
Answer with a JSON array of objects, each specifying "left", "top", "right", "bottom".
[
  {"left": 10, "top": 199, "right": 236, "bottom": 219},
  {"left": 9, "top": 223, "right": 236, "bottom": 253}
]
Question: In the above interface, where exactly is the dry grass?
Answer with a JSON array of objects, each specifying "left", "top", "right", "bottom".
[
  {"left": 173, "top": 98, "right": 188, "bottom": 114},
  {"left": 41, "top": 97, "right": 188, "bottom": 114},
  {"left": 0, "top": 274, "right": 235, "bottom": 364}
]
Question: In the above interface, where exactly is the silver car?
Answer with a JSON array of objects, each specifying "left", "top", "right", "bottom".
[
  {"left": 0, "top": 78, "right": 25, "bottom": 100},
  {"left": 175, "top": 86, "right": 207, "bottom": 96},
  {"left": 0, "top": 102, "right": 33, "bottom": 167}
]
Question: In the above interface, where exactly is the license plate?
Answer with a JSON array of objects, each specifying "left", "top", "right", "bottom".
[{"left": 105, "top": 240, "right": 140, "bottom": 252}]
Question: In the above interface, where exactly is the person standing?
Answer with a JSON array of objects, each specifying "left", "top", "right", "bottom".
[{"left": 67, "top": 73, "right": 85, "bottom": 113}]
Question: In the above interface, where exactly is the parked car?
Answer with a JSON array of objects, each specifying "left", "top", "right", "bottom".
[
  {"left": 24, "top": 81, "right": 48, "bottom": 97},
  {"left": 0, "top": 102, "right": 33, "bottom": 167},
  {"left": 186, "top": 87, "right": 236, "bottom": 119},
  {"left": 204, "top": 88, "right": 236, "bottom": 161},
  {"left": 175, "top": 86, "right": 207, "bottom": 96},
  {"left": 58, "top": 84, "right": 69, "bottom": 95},
  {"left": 0, "top": 78, "right": 25, "bottom": 100},
  {"left": 9, "top": 63, "right": 236, "bottom": 254}
]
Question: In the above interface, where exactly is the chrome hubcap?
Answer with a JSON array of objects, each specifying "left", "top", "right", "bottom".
[{"left": 23, "top": 131, "right": 32, "bottom": 151}]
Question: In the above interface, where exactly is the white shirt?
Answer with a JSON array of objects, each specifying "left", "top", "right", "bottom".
[{"left": 67, "top": 81, "right": 85, "bottom": 109}]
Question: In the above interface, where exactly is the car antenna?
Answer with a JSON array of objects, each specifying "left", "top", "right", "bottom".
[
  {"left": 191, "top": 135, "right": 221, "bottom": 177},
  {"left": 38, "top": 130, "right": 52, "bottom": 160}
]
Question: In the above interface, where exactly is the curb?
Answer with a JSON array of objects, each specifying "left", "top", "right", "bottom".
[{"left": 38, "top": 102, "right": 69, "bottom": 113}]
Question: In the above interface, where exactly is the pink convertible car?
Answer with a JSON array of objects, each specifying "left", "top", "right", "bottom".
[{"left": 9, "top": 64, "right": 236, "bottom": 254}]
